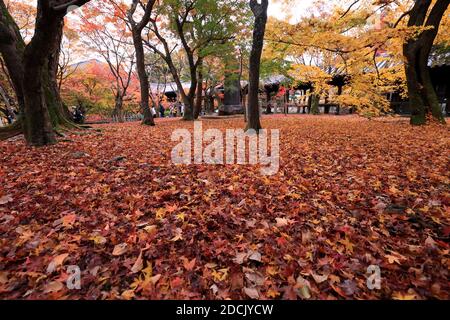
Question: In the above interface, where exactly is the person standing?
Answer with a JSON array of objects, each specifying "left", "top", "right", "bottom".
[{"left": 159, "top": 102, "right": 165, "bottom": 118}]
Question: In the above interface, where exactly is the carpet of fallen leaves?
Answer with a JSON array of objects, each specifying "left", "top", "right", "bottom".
[{"left": 0, "top": 115, "right": 449, "bottom": 300}]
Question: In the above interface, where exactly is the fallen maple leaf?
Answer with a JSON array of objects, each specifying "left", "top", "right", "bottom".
[
  {"left": 112, "top": 243, "right": 128, "bottom": 256},
  {"left": 121, "top": 290, "right": 135, "bottom": 300},
  {"left": 170, "top": 228, "right": 183, "bottom": 242},
  {"left": 296, "top": 275, "right": 312, "bottom": 299},
  {"left": 275, "top": 217, "right": 289, "bottom": 227},
  {"left": 392, "top": 290, "right": 419, "bottom": 300},
  {"left": 90, "top": 234, "right": 107, "bottom": 245},
  {"left": 46, "top": 253, "right": 69, "bottom": 274},
  {"left": 43, "top": 281, "right": 64, "bottom": 293},
  {"left": 131, "top": 251, "right": 144, "bottom": 273},
  {"left": 245, "top": 271, "right": 265, "bottom": 286},
  {"left": 243, "top": 287, "right": 259, "bottom": 299},
  {"left": 385, "top": 252, "right": 406, "bottom": 265},
  {"left": 310, "top": 272, "right": 328, "bottom": 284},
  {"left": 182, "top": 257, "right": 196, "bottom": 271},
  {"left": 266, "top": 288, "right": 280, "bottom": 298},
  {"left": 233, "top": 252, "right": 247, "bottom": 265},
  {"left": 61, "top": 214, "right": 77, "bottom": 228},
  {"left": 0, "top": 195, "right": 13, "bottom": 205},
  {"left": 339, "top": 238, "right": 354, "bottom": 254},
  {"left": 150, "top": 274, "right": 162, "bottom": 285},
  {"left": 247, "top": 250, "right": 262, "bottom": 262},
  {"left": 144, "top": 225, "right": 157, "bottom": 235}
]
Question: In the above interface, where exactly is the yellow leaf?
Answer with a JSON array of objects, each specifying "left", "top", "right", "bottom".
[
  {"left": 144, "top": 225, "right": 157, "bottom": 235},
  {"left": 90, "top": 234, "right": 107, "bottom": 245},
  {"left": 266, "top": 289, "right": 280, "bottom": 298},
  {"left": 392, "top": 291, "right": 419, "bottom": 300},
  {"left": 339, "top": 238, "right": 354, "bottom": 253},
  {"left": 121, "top": 290, "right": 135, "bottom": 300},
  {"left": 155, "top": 207, "right": 166, "bottom": 220}
]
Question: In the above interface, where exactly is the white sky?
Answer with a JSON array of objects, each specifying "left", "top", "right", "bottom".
[{"left": 267, "top": 0, "right": 318, "bottom": 23}]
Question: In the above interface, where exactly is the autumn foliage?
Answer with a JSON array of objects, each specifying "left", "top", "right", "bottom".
[{"left": 0, "top": 116, "right": 448, "bottom": 299}]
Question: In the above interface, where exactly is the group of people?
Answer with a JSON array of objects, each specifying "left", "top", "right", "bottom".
[{"left": 151, "top": 101, "right": 184, "bottom": 118}]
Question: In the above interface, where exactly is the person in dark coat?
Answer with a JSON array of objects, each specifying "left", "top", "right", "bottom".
[{"left": 159, "top": 103, "right": 165, "bottom": 118}]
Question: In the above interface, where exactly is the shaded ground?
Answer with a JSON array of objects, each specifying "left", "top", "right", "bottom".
[{"left": 0, "top": 115, "right": 449, "bottom": 299}]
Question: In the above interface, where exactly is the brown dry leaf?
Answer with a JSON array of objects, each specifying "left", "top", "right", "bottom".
[
  {"left": 144, "top": 225, "right": 157, "bottom": 235},
  {"left": 150, "top": 274, "right": 162, "bottom": 285},
  {"left": 112, "top": 243, "right": 128, "bottom": 256},
  {"left": 131, "top": 251, "right": 144, "bottom": 273},
  {"left": 90, "top": 234, "right": 107, "bottom": 245},
  {"left": 43, "top": 281, "right": 64, "bottom": 293},
  {"left": 310, "top": 272, "right": 328, "bottom": 284},
  {"left": 46, "top": 253, "right": 69, "bottom": 273},
  {"left": 243, "top": 287, "right": 259, "bottom": 299},
  {"left": 233, "top": 252, "right": 247, "bottom": 265},
  {"left": 0, "top": 195, "right": 13, "bottom": 205},
  {"left": 245, "top": 272, "right": 265, "bottom": 286},
  {"left": 275, "top": 217, "right": 289, "bottom": 227},
  {"left": 170, "top": 228, "right": 183, "bottom": 242},
  {"left": 247, "top": 250, "right": 262, "bottom": 262},
  {"left": 182, "top": 257, "right": 196, "bottom": 271}
]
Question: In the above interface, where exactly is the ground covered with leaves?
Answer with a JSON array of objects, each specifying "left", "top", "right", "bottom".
[{"left": 0, "top": 115, "right": 449, "bottom": 300}]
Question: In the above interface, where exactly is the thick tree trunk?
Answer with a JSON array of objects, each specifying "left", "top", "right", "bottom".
[
  {"left": 0, "top": 0, "right": 25, "bottom": 115},
  {"left": 311, "top": 95, "right": 320, "bottom": 115},
  {"left": 127, "top": 0, "right": 156, "bottom": 126},
  {"left": 246, "top": 0, "right": 268, "bottom": 132},
  {"left": 0, "top": 0, "right": 90, "bottom": 144},
  {"left": 46, "top": 18, "right": 74, "bottom": 127},
  {"left": 114, "top": 95, "right": 124, "bottom": 123},
  {"left": 183, "top": 69, "right": 197, "bottom": 121},
  {"left": 133, "top": 32, "right": 155, "bottom": 126},
  {"left": 403, "top": 0, "right": 448, "bottom": 125},
  {"left": 21, "top": 2, "right": 65, "bottom": 145}
]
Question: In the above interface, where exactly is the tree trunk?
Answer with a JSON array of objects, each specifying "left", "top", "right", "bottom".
[
  {"left": 0, "top": 0, "right": 91, "bottom": 144},
  {"left": 194, "top": 57, "right": 203, "bottom": 119},
  {"left": 133, "top": 31, "right": 155, "bottom": 126},
  {"left": 45, "top": 18, "right": 75, "bottom": 127},
  {"left": 336, "top": 85, "right": 342, "bottom": 115},
  {"left": 21, "top": 2, "right": 65, "bottom": 145},
  {"left": 246, "top": 0, "right": 268, "bottom": 132},
  {"left": 114, "top": 94, "right": 124, "bottom": 123},
  {"left": 0, "top": 0, "right": 25, "bottom": 116},
  {"left": 127, "top": 0, "right": 156, "bottom": 126},
  {"left": 403, "top": 0, "right": 448, "bottom": 125},
  {"left": 310, "top": 92, "right": 320, "bottom": 115},
  {"left": 183, "top": 70, "right": 197, "bottom": 121}
]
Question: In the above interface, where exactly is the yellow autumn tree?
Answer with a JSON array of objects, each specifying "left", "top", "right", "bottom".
[{"left": 265, "top": 0, "right": 449, "bottom": 118}]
